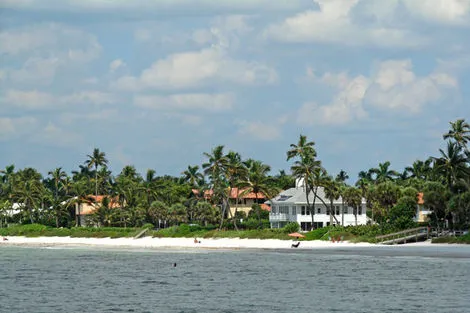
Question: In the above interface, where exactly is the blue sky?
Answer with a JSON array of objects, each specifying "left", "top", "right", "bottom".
[{"left": 0, "top": 0, "right": 469, "bottom": 180}]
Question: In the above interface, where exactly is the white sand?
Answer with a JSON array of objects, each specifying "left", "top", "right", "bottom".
[{"left": 0, "top": 236, "right": 383, "bottom": 250}]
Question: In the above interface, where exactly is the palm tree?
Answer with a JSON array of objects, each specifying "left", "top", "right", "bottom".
[
  {"left": 287, "top": 134, "right": 317, "bottom": 161},
  {"left": 335, "top": 170, "right": 349, "bottom": 183},
  {"left": 239, "top": 159, "right": 278, "bottom": 226},
  {"left": 433, "top": 141, "right": 470, "bottom": 190},
  {"left": 225, "top": 152, "right": 247, "bottom": 230},
  {"left": 342, "top": 186, "right": 362, "bottom": 226},
  {"left": 85, "top": 148, "right": 108, "bottom": 198},
  {"left": 202, "top": 145, "right": 229, "bottom": 229},
  {"left": 370, "top": 161, "right": 399, "bottom": 184},
  {"left": 443, "top": 118, "right": 470, "bottom": 148},
  {"left": 181, "top": 165, "right": 204, "bottom": 188},
  {"left": 324, "top": 177, "right": 341, "bottom": 225},
  {"left": 405, "top": 159, "right": 433, "bottom": 180},
  {"left": 48, "top": 168, "right": 67, "bottom": 200}
]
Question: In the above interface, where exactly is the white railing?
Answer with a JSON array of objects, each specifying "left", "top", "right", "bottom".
[{"left": 269, "top": 213, "right": 289, "bottom": 221}]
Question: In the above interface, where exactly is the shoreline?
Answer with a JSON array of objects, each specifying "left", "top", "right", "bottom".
[{"left": 0, "top": 236, "right": 449, "bottom": 250}]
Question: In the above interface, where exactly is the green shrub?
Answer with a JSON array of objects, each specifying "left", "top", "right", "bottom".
[
  {"left": 142, "top": 223, "right": 154, "bottom": 230},
  {"left": 282, "top": 222, "right": 300, "bottom": 234}
]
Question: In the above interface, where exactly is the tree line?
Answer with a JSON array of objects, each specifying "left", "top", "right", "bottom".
[{"left": 0, "top": 119, "right": 469, "bottom": 231}]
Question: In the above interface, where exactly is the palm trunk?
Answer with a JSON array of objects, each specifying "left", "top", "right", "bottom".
[
  {"left": 341, "top": 199, "right": 345, "bottom": 226},
  {"left": 95, "top": 165, "right": 98, "bottom": 197},
  {"left": 330, "top": 199, "right": 334, "bottom": 225},
  {"left": 232, "top": 189, "right": 240, "bottom": 231}
]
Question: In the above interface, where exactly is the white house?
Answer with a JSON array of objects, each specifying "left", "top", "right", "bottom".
[{"left": 268, "top": 179, "right": 368, "bottom": 230}]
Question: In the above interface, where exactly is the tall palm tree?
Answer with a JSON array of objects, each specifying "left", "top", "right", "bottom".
[
  {"left": 335, "top": 170, "right": 349, "bottom": 183},
  {"left": 202, "top": 145, "right": 229, "bottom": 229},
  {"left": 405, "top": 159, "right": 433, "bottom": 180},
  {"left": 225, "top": 152, "right": 247, "bottom": 230},
  {"left": 370, "top": 161, "right": 399, "bottom": 184},
  {"left": 85, "top": 148, "right": 108, "bottom": 198},
  {"left": 342, "top": 186, "right": 362, "bottom": 226},
  {"left": 433, "top": 141, "right": 470, "bottom": 190},
  {"left": 48, "top": 167, "right": 67, "bottom": 200},
  {"left": 443, "top": 118, "right": 470, "bottom": 148},
  {"left": 324, "top": 177, "right": 341, "bottom": 225},
  {"left": 287, "top": 134, "right": 317, "bottom": 161},
  {"left": 181, "top": 165, "right": 204, "bottom": 188},
  {"left": 287, "top": 135, "right": 324, "bottom": 229},
  {"left": 239, "top": 159, "right": 278, "bottom": 226}
]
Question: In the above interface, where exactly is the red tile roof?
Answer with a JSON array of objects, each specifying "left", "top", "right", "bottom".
[
  {"left": 192, "top": 188, "right": 266, "bottom": 200},
  {"left": 417, "top": 192, "right": 424, "bottom": 205}
]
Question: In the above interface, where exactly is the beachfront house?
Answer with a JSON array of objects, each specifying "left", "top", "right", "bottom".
[
  {"left": 268, "top": 179, "right": 367, "bottom": 230},
  {"left": 191, "top": 188, "right": 268, "bottom": 217},
  {"left": 75, "top": 195, "right": 121, "bottom": 226},
  {"left": 414, "top": 192, "right": 431, "bottom": 223}
]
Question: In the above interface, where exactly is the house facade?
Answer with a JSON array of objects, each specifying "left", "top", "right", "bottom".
[
  {"left": 414, "top": 192, "right": 431, "bottom": 223},
  {"left": 75, "top": 195, "right": 120, "bottom": 226},
  {"left": 268, "top": 180, "right": 367, "bottom": 230},
  {"left": 191, "top": 188, "right": 268, "bottom": 217}
]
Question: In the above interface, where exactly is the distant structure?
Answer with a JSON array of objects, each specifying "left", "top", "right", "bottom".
[{"left": 268, "top": 178, "right": 368, "bottom": 230}]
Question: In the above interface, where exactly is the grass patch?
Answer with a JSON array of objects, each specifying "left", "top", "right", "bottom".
[{"left": 432, "top": 233, "right": 470, "bottom": 244}]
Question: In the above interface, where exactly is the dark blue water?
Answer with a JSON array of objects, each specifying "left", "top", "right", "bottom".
[{"left": 1, "top": 245, "right": 469, "bottom": 313}]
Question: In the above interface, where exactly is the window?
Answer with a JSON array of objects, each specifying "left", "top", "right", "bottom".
[
  {"left": 358, "top": 206, "right": 362, "bottom": 215},
  {"left": 335, "top": 206, "right": 340, "bottom": 215},
  {"left": 306, "top": 207, "right": 310, "bottom": 215},
  {"left": 343, "top": 206, "right": 348, "bottom": 214},
  {"left": 317, "top": 207, "right": 321, "bottom": 214},
  {"left": 326, "top": 207, "right": 330, "bottom": 215},
  {"left": 301, "top": 206, "right": 306, "bottom": 215},
  {"left": 279, "top": 206, "right": 289, "bottom": 214},
  {"left": 292, "top": 206, "right": 297, "bottom": 215},
  {"left": 272, "top": 206, "right": 277, "bottom": 214}
]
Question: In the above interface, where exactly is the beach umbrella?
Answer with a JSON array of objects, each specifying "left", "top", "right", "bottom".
[{"left": 288, "top": 232, "right": 305, "bottom": 239}]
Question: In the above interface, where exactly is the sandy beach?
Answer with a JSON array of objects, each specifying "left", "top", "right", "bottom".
[{"left": 0, "top": 236, "right": 439, "bottom": 250}]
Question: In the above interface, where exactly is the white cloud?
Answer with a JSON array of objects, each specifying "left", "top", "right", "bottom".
[
  {"left": 0, "top": 23, "right": 101, "bottom": 62},
  {"left": 1, "top": 90, "right": 116, "bottom": 110},
  {"left": 134, "top": 93, "right": 233, "bottom": 112},
  {"left": 30, "top": 122, "right": 83, "bottom": 147},
  {"left": 114, "top": 47, "right": 277, "bottom": 90},
  {"left": 64, "top": 91, "right": 116, "bottom": 105},
  {"left": 109, "top": 59, "right": 126, "bottom": 73},
  {"left": 2, "top": 90, "right": 55, "bottom": 109},
  {"left": 9, "top": 57, "right": 62, "bottom": 85},
  {"left": 298, "top": 59, "right": 458, "bottom": 125},
  {"left": 0, "top": 116, "right": 37, "bottom": 141},
  {"left": 0, "top": 0, "right": 306, "bottom": 13},
  {"left": 264, "top": 0, "right": 426, "bottom": 47},
  {"left": 298, "top": 74, "right": 370, "bottom": 125},
  {"left": 365, "top": 60, "right": 458, "bottom": 113},
  {"left": 402, "top": 0, "right": 470, "bottom": 25},
  {"left": 237, "top": 121, "right": 281, "bottom": 141}
]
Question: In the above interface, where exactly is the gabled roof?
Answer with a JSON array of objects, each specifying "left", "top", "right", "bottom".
[
  {"left": 191, "top": 188, "right": 267, "bottom": 200},
  {"left": 77, "top": 195, "right": 121, "bottom": 215},
  {"left": 268, "top": 186, "right": 366, "bottom": 205}
]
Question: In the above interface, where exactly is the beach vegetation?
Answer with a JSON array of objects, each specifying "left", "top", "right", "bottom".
[{"left": 0, "top": 119, "right": 469, "bottom": 244}]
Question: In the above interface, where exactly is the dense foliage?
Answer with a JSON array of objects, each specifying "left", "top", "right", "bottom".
[{"left": 0, "top": 119, "right": 469, "bottom": 241}]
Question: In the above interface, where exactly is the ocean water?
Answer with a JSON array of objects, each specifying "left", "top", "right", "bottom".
[{"left": 0, "top": 245, "right": 469, "bottom": 313}]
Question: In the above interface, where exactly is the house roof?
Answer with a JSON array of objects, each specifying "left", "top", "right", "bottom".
[
  {"left": 417, "top": 192, "right": 424, "bottom": 205},
  {"left": 77, "top": 195, "right": 121, "bottom": 215},
  {"left": 260, "top": 203, "right": 271, "bottom": 211},
  {"left": 191, "top": 188, "right": 266, "bottom": 200},
  {"left": 267, "top": 186, "right": 366, "bottom": 205}
]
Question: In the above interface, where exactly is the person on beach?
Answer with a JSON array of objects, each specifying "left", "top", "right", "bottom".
[
  {"left": 194, "top": 238, "right": 201, "bottom": 244},
  {"left": 2, "top": 237, "right": 8, "bottom": 241}
]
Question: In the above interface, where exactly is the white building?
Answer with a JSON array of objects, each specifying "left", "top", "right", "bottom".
[{"left": 268, "top": 179, "right": 368, "bottom": 230}]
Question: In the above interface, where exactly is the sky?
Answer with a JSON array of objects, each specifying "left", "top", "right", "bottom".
[{"left": 0, "top": 0, "right": 469, "bottom": 181}]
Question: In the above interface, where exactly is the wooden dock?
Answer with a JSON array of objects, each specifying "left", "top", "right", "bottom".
[{"left": 375, "top": 227, "right": 429, "bottom": 245}]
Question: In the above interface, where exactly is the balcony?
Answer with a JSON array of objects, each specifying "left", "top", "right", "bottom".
[{"left": 269, "top": 213, "right": 289, "bottom": 222}]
